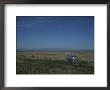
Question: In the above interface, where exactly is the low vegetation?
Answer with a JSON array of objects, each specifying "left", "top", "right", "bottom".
[{"left": 16, "top": 51, "right": 94, "bottom": 74}]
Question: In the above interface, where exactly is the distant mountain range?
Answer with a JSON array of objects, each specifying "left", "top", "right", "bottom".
[{"left": 16, "top": 48, "right": 94, "bottom": 52}]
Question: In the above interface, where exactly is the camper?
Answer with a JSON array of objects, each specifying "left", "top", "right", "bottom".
[{"left": 66, "top": 55, "right": 78, "bottom": 62}]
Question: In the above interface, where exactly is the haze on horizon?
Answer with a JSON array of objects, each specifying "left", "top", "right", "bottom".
[{"left": 16, "top": 16, "right": 94, "bottom": 51}]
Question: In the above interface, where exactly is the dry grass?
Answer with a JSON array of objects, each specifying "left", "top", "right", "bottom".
[
  {"left": 16, "top": 51, "right": 94, "bottom": 74},
  {"left": 16, "top": 58, "right": 94, "bottom": 74},
  {"left": 17, "top": 51, "right": 94, "bottom": 61}
]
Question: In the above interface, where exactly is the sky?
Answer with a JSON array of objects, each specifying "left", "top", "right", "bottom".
[{"left": 16, "top": 16, "right": 94, "bottom": 51}]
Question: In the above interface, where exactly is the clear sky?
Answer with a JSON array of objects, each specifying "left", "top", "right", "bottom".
[{"left": 16, "top": 16, "right": 94, "bottom": 51}]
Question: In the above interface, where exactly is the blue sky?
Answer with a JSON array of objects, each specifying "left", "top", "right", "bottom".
[{"left": 16, "top": 16, "right": 94, "bottom": 51}]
